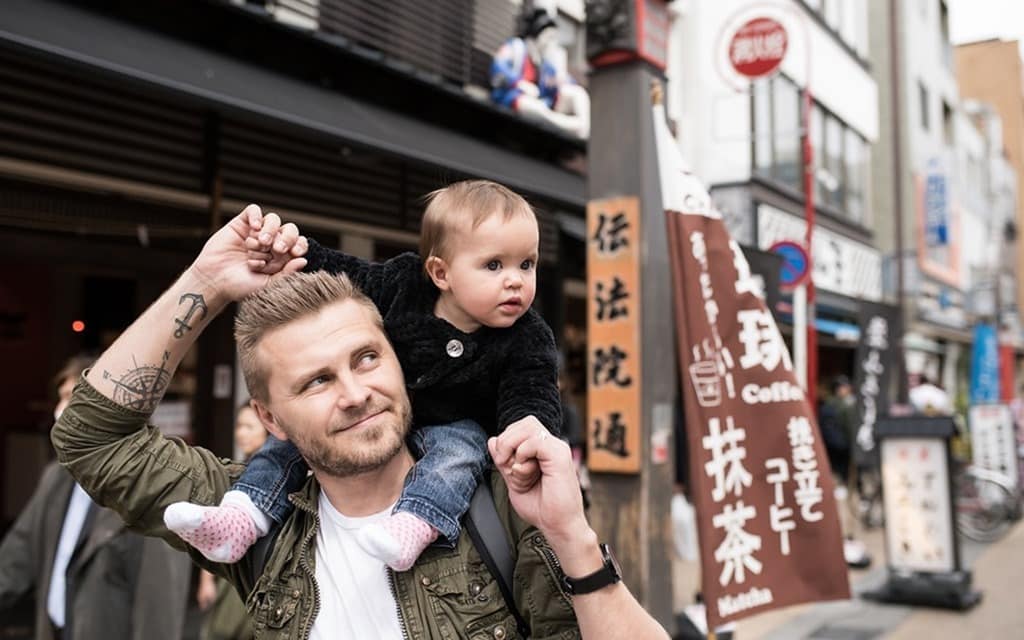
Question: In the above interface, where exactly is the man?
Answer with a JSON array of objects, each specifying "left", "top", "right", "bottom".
[
  {"left": 909, "top": 374, "right": 953, "bottom": 416},
  {"left": 51, "top": 206, "right": 668, "bottom": 639},
  {"left": 0, "top": 356, "right": 190, "bottom": 640},
  {"left": 819, "top": 376, "right": 855, "bottom": 482}
]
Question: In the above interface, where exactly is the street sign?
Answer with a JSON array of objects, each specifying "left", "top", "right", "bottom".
[
  {"left": 768, "top": 240, "right": 809, "bottom": 290},
  {"left": 728, "top": 17, "right": 788, "bottom": 80}
]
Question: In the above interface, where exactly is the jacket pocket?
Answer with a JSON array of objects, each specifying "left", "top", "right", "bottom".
[
  {"left": 253, "top": 585, "right": 299, "bottom": 630},
  {"left": 421, "top": 563, "right": 521, "bottom": 639}
]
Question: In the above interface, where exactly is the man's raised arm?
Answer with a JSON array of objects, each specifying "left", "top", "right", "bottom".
[
  {"left": 85, "top": 206, "right": 304, "bottom": 407},
  {"left": 52, "top": 206, "right": 306, "bottom": 544}
]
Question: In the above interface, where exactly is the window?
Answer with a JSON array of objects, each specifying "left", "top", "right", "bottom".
[
  {"left": 809, "top": 102, "right": 869, "bottom": 225},
  {"left": 811, "top": 107, "right": 825, "bottom": 204},
  {"left": 844, "top": 129, "right": 868, "bottom": 224},
  {"left": 940, "top": 1, "right": 953, "bottom": 69},
  {"left": 919, "top": 82, "right": 930, "bottom": 131},
  {"left": 823, "top": 0, "right": 842, "bottom": 34},
  {"left": 942, "top": 101, "right": 954, "bottom": 147},
  {"left": 824, "top": 113, "right": 844, "bottom": 209},
  {"left": 802, "top": 0, "right": 867, "bottom": 58},
  {"left": 752, "top": 75, "right": 802, "bottom": 192}
]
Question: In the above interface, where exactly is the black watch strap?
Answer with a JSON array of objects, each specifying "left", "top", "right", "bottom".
[{"left": 562, "top": 543, "right": 621, "bottom": 595}]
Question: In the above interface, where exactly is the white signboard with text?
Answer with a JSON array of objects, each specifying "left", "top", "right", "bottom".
[
  {"left": 881, "top": 438, "right": 955, "bottom": 573},
  {"left": 968, "top": 404, "right": 1019, "bottom": 488},
  {"left": 757, "top": 204, "right": 882, "bottom": 301}
]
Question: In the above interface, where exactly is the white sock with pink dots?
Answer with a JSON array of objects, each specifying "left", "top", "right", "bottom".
[
  {"left": 357, "top": 512, "right": 439, "bottom": 572},
  {"left": 164, "top": 491, "right": 270, "bottom": 563}
]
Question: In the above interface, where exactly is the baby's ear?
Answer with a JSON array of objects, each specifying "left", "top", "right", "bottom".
[{"left": 424, "top": 256, "right": 451, "bottom": 290}]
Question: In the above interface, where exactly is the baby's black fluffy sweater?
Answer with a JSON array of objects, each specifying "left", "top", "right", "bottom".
[{"left": 304, "top": 241, "right": 561, "bottom": 436}]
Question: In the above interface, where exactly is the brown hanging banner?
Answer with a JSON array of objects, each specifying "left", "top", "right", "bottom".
[{"left": 654, "top": 93, "right": 850, "bottom": 628}]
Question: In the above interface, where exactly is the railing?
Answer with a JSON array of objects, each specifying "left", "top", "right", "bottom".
[{"left": 227, "top": 0, "right": 519, "bottom": 90}]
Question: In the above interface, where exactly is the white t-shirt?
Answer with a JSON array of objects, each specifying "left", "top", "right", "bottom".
[{"left": 309, "top": 494, "right": 404, "bottom": 639}]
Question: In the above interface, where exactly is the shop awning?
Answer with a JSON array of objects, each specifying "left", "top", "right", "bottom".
[{"left": 0, "top": 0, "right": 585, "bottom": 208}]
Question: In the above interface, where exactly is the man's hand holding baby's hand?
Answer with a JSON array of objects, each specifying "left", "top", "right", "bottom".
[
  {"left": 497, "top": 416, "right": 548, "bottom": 491},
  {"left": 244, "top": 211, "right": 309, "bottom": 275}
]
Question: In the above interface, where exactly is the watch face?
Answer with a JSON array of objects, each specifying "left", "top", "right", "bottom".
[{"left": 602, "top": 543, "right": 622, "bottom": 579}]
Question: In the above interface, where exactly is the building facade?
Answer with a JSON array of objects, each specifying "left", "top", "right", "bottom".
[
  {"left": 666, "top": 0, "right": 886, "bottom": 404},
  {"left": 955, "top": 39, "right": 1024, "bottom": 385},
  {"left": 0, "top": 0, "right": 591, "bottom": 531},
  {"left": 869, "top": 0, "right": 1021, "bottom": 405}
]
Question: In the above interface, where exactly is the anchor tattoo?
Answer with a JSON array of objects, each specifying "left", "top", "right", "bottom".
[{"left": 173, "top": 292, "right": 208, "bottom": 338}]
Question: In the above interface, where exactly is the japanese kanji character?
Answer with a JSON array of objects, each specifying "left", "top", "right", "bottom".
[
  {"left": 737, "top": 309, "right": 792, "bottom": 372},
  {"left": 595, "top": 277, "right": 630, "bottom": 321},
  {"left": 702, "top": 416, "right": 752, "bottom": 502},
  {"left": 592, "top": 211, "right": 630, "bottom": 254},
  {"left": 593, "top": 411, "right": 629, "bottom": 457},
  {"left": 712, "top": 501, "right": 763, "bottom": 586},
  {"left": 592, "top": 346, "right": 633, "bottom": 387}
]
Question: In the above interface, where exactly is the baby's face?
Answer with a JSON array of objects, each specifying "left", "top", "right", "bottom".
[{"left": 441, "top": 212, "right": 539, "bottom": 331}]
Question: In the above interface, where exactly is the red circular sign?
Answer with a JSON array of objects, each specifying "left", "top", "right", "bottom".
[{"left": 728, "top": 17, "right": 788, "bottom": 79}]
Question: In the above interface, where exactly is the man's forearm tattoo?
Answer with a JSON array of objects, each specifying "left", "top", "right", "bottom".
[
  {"left": 174, "top": 292, "right": 208, "bottom": 339},
  {"left": 103, "top": 351, "right": 172, "bottom": 412}
]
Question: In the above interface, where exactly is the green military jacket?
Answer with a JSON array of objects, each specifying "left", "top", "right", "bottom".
[{"left": 53, "top": 379, "right": 581, "bottom": 639}]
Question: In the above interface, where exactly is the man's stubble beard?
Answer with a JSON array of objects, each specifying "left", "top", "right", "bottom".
[{"left": 284, "top": 396, "right": 412, "bottom": 478}]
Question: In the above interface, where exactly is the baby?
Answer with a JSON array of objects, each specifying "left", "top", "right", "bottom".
[{"left": 165, "top": 180, "right": 561, "bottom": 570}]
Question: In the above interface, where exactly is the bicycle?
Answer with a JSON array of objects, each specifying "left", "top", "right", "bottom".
[{"left": 954, "top": 462, "right": 1017, "bottom": 543}]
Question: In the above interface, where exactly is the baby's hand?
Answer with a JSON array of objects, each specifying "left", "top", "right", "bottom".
[
  {"left": 500, "top": 415, "right": 549, "bottom": 492},
  {"left": 244, "top": 212, "right": 308, "bottom": 274}
]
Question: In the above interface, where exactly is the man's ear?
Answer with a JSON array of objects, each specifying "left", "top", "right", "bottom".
[
  {"left": 252, "top": 399, "right": 289, "bottom": 442},
  {"left": 424, "top": 255, "right": 452, "bottom": 291}
]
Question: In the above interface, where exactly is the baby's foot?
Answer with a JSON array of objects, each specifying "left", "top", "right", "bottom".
[
  {"left": 357, "top": 513, "right": 439, "bottom": 572},
  {"left": 164, "top": 502, "right": 259, "bottom": 563}
]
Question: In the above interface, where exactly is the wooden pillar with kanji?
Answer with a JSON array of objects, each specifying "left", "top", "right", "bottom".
[{"left": 584, "top": 0, "right": 675, "bottom": 627}]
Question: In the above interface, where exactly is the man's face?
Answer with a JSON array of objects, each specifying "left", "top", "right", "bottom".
[{"left": 254, "top": 300, "right": 411, "bottom": 478}]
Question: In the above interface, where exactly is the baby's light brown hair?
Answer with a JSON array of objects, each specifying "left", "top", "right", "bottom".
[{"left": 419, "top": 180, "right": 537, "bottom": 268}]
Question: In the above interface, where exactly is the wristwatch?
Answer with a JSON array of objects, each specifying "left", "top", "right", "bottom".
[{"left": 562, "top": 543, "right": 622, "bottom": 595}]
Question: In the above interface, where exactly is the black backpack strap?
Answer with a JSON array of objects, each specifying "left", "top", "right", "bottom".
[
  {"left": 249, "top": 521, "right": 282, "bottom": 579},
  {"left": 465, "top": 477, "right": 532, "bottom": 638}
]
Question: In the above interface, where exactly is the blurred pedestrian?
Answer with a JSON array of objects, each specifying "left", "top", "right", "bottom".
[
  {"left": 819, "top": 376, "right": 855, "bottom": 482},
  {"left": 909, "top": 374, "right": 952, "bottom": 416},
  {"left": 0, "top": 355, "right": 191, "bottom": 640},
  {"left": 197, "top": 401, "right": 266, "bottom": 640}
]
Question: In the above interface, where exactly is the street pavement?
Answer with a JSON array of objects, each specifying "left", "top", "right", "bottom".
[{"left": 674, "top": 516, "right": 1024, "bottom": 639}]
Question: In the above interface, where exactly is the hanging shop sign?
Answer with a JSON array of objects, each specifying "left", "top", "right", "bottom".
[
  {"left": 728, "top": 17, "right": 788, "bottom": 79},
  {"left": 586, "top": 196, "right": 642, "bottom": 473},
  {"left": 852, "top": 301, "right": 901, "bottom": 459},
  {"left": 757, "top": 204, "right": 882, "bottom": 302}
]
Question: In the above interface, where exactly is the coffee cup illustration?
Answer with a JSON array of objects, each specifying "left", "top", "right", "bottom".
[{"left": 689, "top": 360, "right": 721, "bottom": 407}]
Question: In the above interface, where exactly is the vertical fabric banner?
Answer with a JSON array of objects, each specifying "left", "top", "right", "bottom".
[
  {"left": 655, "top": 100, "right": 849, "bottom": 627},
  {"left": 852, "top": 301, "right": 901, "bottom": 462},
  {"left": 999, "top": 344, "right": 1015, "bottom": 403},
  {"left": 586, "top": 196, "right": 643, "bottom": 473},
  {"left": 970, "top": 323, "right": 1000, "bottom": 404}
]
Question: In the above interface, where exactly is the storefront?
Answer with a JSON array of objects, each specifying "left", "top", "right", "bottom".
[{"left": 0, "top": 0, "right": 587, "bottom": 530}]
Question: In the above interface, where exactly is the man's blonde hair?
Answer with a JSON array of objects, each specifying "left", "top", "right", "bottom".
[
  {"left": 419, "top": 180, "right": 537, "bottom": 265},
  {"left": 234, "top": 271, "right": 384, "bottom": 402}
]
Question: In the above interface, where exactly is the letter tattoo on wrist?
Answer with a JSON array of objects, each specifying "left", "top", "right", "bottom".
[{"left": 174, "top": 292, "right": 208, "bottom": 339}]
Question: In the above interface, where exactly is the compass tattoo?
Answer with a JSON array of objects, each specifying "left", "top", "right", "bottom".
[{"left": 103, "top": 351, "right": 172, "bottom": 412}]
